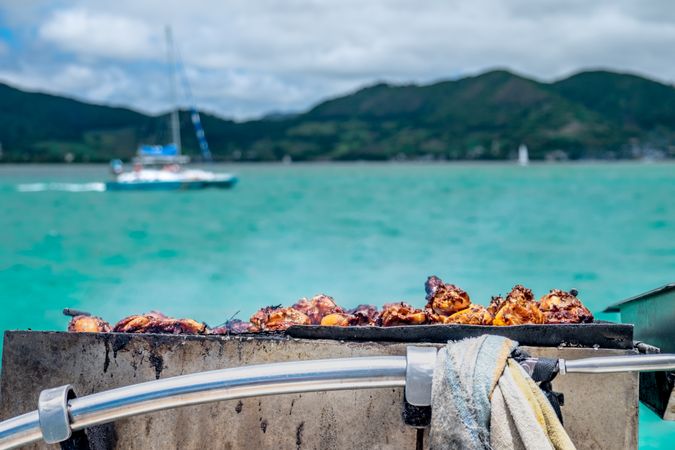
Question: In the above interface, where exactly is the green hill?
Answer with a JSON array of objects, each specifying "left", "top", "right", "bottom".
[
  {"left": 0, "top": 83, "right": 153, "bottom": 162},
  {"left": 1, "top": 69, "right": 674, "bottom": 162}
]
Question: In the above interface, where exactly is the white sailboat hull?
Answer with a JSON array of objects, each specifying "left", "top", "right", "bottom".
[{"left": 107, "top": 168, "right": 237, "bottom": 191}]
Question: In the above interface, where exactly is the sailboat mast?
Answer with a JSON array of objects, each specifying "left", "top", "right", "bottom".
[{"left": 165, "top": 26, "right": 181, "bottom": 153}]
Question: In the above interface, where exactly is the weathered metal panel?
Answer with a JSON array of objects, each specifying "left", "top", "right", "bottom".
[
  {"left": 603, "top": 284, "right": 675, "bottom": 420},
  {"left": 0, "top": 331, "right": 638, "bottom": 449},
  {"left": 604, "top": 283, "right": 675, "bottom": 353}
]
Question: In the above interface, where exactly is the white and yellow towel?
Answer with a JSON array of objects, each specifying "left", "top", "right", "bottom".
[{"left": 429, "top": 335, "right": 575, "bottom": 450}]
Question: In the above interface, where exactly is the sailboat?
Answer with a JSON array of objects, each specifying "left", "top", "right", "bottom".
[
  {"left": 518, "top": 144, "right": 529, "bottom": 166},
  {"left": 106, "top": 27, "right": 237, "bottom": 191}
]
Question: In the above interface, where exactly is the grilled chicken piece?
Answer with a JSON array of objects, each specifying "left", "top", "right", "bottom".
[
  {"left": 380, "top": 302, "right": 428, "bottom": 327},
  {"left": 539, "top": 289, "right": 593, "bottom": 324},
  {"left": 292, "top": 294, "right": 344, "bottom": 325},
  {"left": 249, "top": 306, "right": 311, "bottom": 332},
  {"left": 492, "top": 285, "right": 544, "bottom": 326},
  {"left": 445, "top": 304, "right": 493, "bottom": 325},
  {"left": 320, "top": 313, "right": 356, "bottom": 326},
  {"left": 113, "top": 312, "right": 207, "bottom": 334},
  {"left": 424, "top": 276, "right": 471, "bottom": 319},
  {"left": 210, "top": 319, "right": 253, "bottom": 335},
  {"left": 153, "top": 318, "right": 206, "bottom": 334},
  {"left": 506, "top": 285, "right": 534, "bottom": 303},
  {"left": 487, "top": 295, "right": 506, "bottom": 316},
  {"left": 322, "top": 304, "right": 381, "bottom": 327},
  {"left": 112, "top": 311, "right": 166, "bottom": 332},
  {"left": 347, "top": 304, "right": 380, "bottom": 325},
  {"left": 249, "top": 306, "right": 278, "bottom": 332},
  {"left": 67, "top": 315, "right": 111, "bottom": 333}
]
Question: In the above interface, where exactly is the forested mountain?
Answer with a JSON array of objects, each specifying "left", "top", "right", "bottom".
[{"left": 2, "top": 70, "right": 674, "bottom": 162}]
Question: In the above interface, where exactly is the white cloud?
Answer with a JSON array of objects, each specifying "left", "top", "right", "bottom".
[
  {"left": 2, "top": 0, "right": 675, "bottom": 118},
  {"left": 0, "top": 64, "right": 135, "bottom": 108},
  {"left": 39, "top": 9, "right": 160, "bottom": 60}
]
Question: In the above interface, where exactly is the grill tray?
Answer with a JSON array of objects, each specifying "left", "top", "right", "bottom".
[{"left": 286, "top": 321, "right": 633, "bottom": 349}]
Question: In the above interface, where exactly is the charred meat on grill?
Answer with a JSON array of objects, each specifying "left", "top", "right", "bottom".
[
  {"left": 264, "top": 307, "right": 311, "bottom": 331},
  {"left": 539, "top": 289, "right": 593, "bottom": 324},
  {"left": 112, "top": 311, "right": 166, "bottom": 333},
  {"left": 64, "top": 282, "right": 597, "bottom": 336},
  {"left": 67, "top": 315, "right": 111, "bottom": 333},
  {"left": 320, "top": 313, "right": 357, "bottom": 326},
  {"left": 445, "top": 304, "right": 493, "bottom": 325},
  {"left": 492, "top": 285, "right": 544, "bottom": 326},
  {"left": 506, "top": 285, "right": 535, "bottom": 303},
  {"left": 347, "top": 304, "right": 380, "bottom": 325},
  {"left": 210, "top": 319, "right": 253, "bottom": 335},
  {"left": 380, "top": 302, "right": 428, "bottom": 327},
  {"left": 157, "top": 318, "right": 206, "bottom": 334},
  {"left": 249, "top": 306, "right": 279, "bottom": 333},
  {"left": 292, "top": 294, "right": 344, "bottom": 325},
  {"left": 424, "top": 276, "right": 471, "bottom": 318},
  {"left": 226, "top": 319, "right": 254, "bottom": 333},
  {"left": 487, "top": 295, "right": 506, "bottom": 317},
  {"left": 249, "top": 306, "right": 311, "bottom": 332},
  {"left": 113, "top": 312, "right": 207, "bottom": 334}
]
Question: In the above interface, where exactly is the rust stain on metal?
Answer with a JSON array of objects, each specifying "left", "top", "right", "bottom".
[
  {"left": 111, "top": 334, "right": 132, "bottom": 357},
  {"left": 148, "top": 352, "right": 164, "bottom": 379},
  {"left": 144, "top": 417, "right": 153, "bottom": 437},
  {"left": 103, "top": 338, "right": 111, "bottom": 373},
  {"left": 295, "top": 422, "right": 304, "bottom": 449}
]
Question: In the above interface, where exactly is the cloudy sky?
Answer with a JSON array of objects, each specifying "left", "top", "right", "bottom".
[{"left": 1, "top": 0, "right": 675, "bottom": 119}]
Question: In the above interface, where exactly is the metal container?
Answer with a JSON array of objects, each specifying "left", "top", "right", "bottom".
[
  {"left": 1, "top": 330, "right": 639, "bottom": 449},
  {"left": 604, "top": 283, "right": 675, "bottom": 420},
  {"left": 604, "top": 283, "right": 675, "bottom": 353}
]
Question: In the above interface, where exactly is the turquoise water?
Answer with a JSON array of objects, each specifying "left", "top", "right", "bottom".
[{"left": 1, "top": 162, "right": 674, "bottom": 445}]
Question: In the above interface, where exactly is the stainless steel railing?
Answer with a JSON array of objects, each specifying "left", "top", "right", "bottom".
[
  {"left": 561, "top": 353, "right": 675, "bottom": 374},
  {"left": 0, "top": 356, "right": 408, "bottom": 449},
  {"left": 1, "top": 349, "right": 674, "bottom": 450}
]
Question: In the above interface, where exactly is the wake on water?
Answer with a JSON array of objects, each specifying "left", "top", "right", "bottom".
[{"left": 16, "top": 182, "right": 106, "bottom": 192}]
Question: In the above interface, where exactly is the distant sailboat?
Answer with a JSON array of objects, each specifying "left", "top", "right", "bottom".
[
  {"left": 518, "top": 144, "right": 529, "bottom": 166},
  {"left": 105, "top": 27, "right": 236, "bottom": 191}
]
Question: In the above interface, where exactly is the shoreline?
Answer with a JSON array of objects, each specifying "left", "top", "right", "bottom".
[{"left": 2, "top": 159, "right": 675, "bottom": 168}]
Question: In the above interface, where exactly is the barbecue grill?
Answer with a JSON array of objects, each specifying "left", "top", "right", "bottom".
[{"left": 0, "top": 325, "right": 669, "bottom": 449}]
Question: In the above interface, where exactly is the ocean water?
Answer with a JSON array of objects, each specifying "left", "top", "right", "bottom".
[{"left": 1, "top": 162, "right": 674, "bottom": 446}]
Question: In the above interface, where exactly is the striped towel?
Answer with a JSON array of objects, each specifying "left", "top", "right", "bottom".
[{"left": 429, "top": 335, "right": 575, "bottom": 450}]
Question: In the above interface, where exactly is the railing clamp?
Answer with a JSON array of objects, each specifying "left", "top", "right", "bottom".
[
  {"left": 405, "top": 346, "right": 438, "bottom": 407},
  {"left": 38, "top": 384, "right": 75, "bottom": 444}
]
